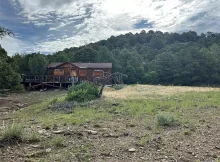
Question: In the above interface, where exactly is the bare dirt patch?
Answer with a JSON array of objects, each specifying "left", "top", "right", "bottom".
[{"left": 0, "top": 90, "right": 66, "bottom": 121}]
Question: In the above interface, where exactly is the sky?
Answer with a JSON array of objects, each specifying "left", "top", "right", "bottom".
[{"left": 0, "top": 0, "right": 220, "bottom": 55}]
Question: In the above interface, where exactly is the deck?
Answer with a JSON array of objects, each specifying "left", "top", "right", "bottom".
[
  {"left": 21, "top": 73, "right": 113, "bottom": 90},
  {"left": 21, "top": 75, "right": 79, "bottom": 90},
  {"left": 22, "top": 75, "right": 78, "bottom": 83}
]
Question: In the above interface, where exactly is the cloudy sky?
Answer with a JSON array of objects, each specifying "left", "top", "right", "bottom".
[{"left": 0, "top": 0, "right": 220, "bottom": 55}]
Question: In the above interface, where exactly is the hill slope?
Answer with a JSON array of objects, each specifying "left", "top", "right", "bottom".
[{"left": 14, "top": 30, "right": 220, "bottom": 85}]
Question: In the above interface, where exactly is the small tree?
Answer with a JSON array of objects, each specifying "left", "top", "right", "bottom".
[{"left": 95, "top": 72, "right": 127, "bottom": 97}]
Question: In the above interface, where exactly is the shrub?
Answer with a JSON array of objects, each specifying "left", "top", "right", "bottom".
[
  {"left": 1, "top": 124, "right": 23, "bottom": 142},
  {"left": 11, "top": 84, "right": 25, "bottom": 92},
  {"left": 66, "top": 82, "right": 99, "bottom": 102},
  {"left": 113, "top": 84, "right": 125, "bottom": 90},
  {"left": 156, "top": 112, "right": 178, "bottom": 126}
]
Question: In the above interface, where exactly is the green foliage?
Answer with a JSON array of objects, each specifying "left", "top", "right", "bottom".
[
  {"left": 156, "top": 112, "right": 178, "bottom": 126},
  {"left": 66, "top": 82, "right": 99, "bottom": 102},
  {"left": 28, "top": 53, "right": 48, "bottom": 75},
  {"left": 97, "top": 46, "right": 113, "bottom": 62},
  {"left": 74, "top": 47, "right": 98, "bottom": 62},
  {"left": 139, "top": 134, "right": 152, "bottom": 146},
  {"left": 10, "top": 30, "right": 220, "bottom": 86},
  {"left": 0, "top": 27, "right": 23, "bottom": 92},
  {"left": 113, "top": 84, "right": 125, "bottom": 90},
  {"left": 0, "top": 46, "right": 24, "bottom": 92},
  {"left": 28, "top": 133, "right": 41, "bottom": 142},
  {"left": 1, "top": 124, "right": 23, "bottom": 142},
  {"left": 51, "top": 136, "right": 64, "bottom": 148},
  {"left": 75, "top": 144, "right": 93, "bottom": 162},
  {"left": 142, "top": 71, "right": 158, "bottom": 84},
  {"left": 49, "top": 97, "right": 58, "bottom": 105},
  {"left": 0, "top": 26, "right": 13, "bottom": 38}
]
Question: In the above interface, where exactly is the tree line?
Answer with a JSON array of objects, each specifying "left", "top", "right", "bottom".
[{"left": 1, "top": 29, "right": 220, "bottom": 91}]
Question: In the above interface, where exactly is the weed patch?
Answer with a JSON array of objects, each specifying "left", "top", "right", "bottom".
[
  {"left": 139, "top": 134, "right": 152, "bottom": 146},
  {"left": 51, "top": 136, "right": 64, "bottom": 148},
  {"left": 156, "top": 112, "right": 178, "bottom": 127},
  {"left": 49, "top": 98, "right": 58, "bottom": 105},
  {"left": 0, "top": 124, "right": 23, "bottom": 143},
  {"left": 27, "top": 132, "right": 41, "bottom": 143},
  {"left": 75, "top": 144, "right": 93, "bottom": 162}
]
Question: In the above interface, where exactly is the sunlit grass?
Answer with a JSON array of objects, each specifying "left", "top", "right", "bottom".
[
  {"left": 10, "top": 85, "right": 220, "bottom": 162},
  {"left": 103, "top": 84, "right": 220, "bottom": 99},
  {"left": 0, "top": 123, "right": 23, "bottom": 142},
  {"left": 14, "top": 86, "right": 220, "bottom": 128}
]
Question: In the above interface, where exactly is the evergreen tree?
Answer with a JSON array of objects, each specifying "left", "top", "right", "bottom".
[{"left": 29, "top": 53, "right": 48, "bottom": 75}]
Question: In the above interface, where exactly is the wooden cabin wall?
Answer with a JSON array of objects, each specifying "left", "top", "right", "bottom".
[
  {"left": 47, "top": 63, "right": 112, "bottom": 83},
  {"left": 58, "top": 63, "right": 79, "bottom": 76}
]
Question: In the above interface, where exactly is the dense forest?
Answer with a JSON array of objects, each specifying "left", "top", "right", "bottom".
[{"left": 1, "top": 30, "right": 220, "bottom": 90}]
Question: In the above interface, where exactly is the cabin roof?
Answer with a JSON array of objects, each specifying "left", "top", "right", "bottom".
[{"left": 47, "top": 62, "right": 112, "bottom": 69}]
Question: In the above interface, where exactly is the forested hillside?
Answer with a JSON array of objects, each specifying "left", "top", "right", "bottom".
[{"left": 5, "top": 30, "right": 220, "bottom": 86}]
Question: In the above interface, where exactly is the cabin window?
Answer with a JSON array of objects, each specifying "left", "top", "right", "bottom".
[
  {"left": 93, "top": 70, "right": 104, "bottom": 77},
  {"left": 71, "top": 70, "right": 77, "bottom": 77},
  {"left": 54, "top": 69, "right": 64, "bottom": 76},
  {"left": 79, "top": 70, "right": 87, "bottom": 77}
]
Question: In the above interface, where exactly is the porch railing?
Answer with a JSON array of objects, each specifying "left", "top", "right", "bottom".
[{"left": 22, "top": 75, "right": 78, "bottom": 83}]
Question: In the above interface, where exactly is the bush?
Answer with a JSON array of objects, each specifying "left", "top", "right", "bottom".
[
  {"left": 156, "top": 112, "right": 178, "bottom": 126},
  {"left": 1, "top": 124, "right": 23, "bottom": 142},
  {"left": 11, "top": 84, "right": 25, "bottom": 92},
  {"left": 113, "top": 84, "right": 125, "bottom": 90},
  {"left": 66, "top": 82, "right": 99, "bottom": 102}
]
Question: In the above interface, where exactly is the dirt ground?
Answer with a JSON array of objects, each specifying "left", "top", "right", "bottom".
[
  {"left": 0, "top": 90, "right": 66, "bottom": 122},
  {"left": 0, "top": 86, "right": 220, "bottom": 162}
]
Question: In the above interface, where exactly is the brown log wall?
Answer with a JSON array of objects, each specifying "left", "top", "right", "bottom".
[{"left": 47, "top": 62, "right": 112, "bottom": 83}]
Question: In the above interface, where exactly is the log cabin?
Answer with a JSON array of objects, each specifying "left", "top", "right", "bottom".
[
  {"left": 47, "top": 62, "right": 112, "bottom": 83},
  {"left": 22, "top": 62, "right": 112, "bottom": 89}
]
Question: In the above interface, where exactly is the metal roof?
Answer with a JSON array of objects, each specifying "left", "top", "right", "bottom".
[{"left": 47, "top": 62, "right": 112, "bottom": 69}]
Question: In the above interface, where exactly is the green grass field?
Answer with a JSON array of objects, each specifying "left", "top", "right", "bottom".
[{"left": 1, "top": 85, "right": 220, "bottom": 162}]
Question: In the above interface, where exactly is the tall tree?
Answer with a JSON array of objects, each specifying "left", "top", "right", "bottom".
[
  {"left": 0, "top": 46, "right": 23, "bottom": 91},
  {"left": 29, "top": 53, "right": 48, "bottom": 75},
  {"left": 74, "top": 47, "right": 98, "bottom": 62},
  {"left": 13, "top": 30, "right": 220, "bottom": 86},
  {"left": 97, "top": 46, "right": 113, "bottom": 62}
]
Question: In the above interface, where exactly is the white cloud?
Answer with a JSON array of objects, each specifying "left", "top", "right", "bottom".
[
  {"left": 5, "top": 0, "right": 220, "bottom": 54},
  {"left": 49, "top": 21, "right": 73, "bottom": 31},
  {"left": 0, "top": 36, "right": 32, "bottom": 56}
]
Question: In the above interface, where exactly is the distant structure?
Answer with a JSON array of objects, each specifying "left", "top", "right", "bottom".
[{"left": 22, "top": 62, "right": 112, "bottom": 90}]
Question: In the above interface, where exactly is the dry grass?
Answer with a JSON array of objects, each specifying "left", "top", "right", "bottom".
[
  {"left": 2, "top": 85, "right": 220, "bottom": 162},
  {"left": 103, "top": 84, "right": 220, "bottom": 99}
]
